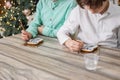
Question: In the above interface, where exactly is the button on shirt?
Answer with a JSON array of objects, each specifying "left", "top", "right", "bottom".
[
  {"left": 57, "top": 2, "right": 120, "bottom": 47},
  {"left": 27, "top": 0, "right": 77, "bottom": 37}
]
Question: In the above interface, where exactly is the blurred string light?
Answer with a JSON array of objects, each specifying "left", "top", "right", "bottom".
[{"left": 0, "top": 0, "right": 37, "bottom": 37}]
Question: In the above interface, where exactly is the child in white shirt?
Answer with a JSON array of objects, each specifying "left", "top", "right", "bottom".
[{"left": 57, "top": 0, "right": 120, "bottom": 52}]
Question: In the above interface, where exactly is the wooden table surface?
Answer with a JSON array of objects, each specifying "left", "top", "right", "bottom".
[{"left": 0, "top": 34, "right": 120, "bottom": 80}]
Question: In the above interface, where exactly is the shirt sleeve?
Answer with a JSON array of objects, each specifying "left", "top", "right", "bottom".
[
  {"left": 57, "top": 7, "right": 79, "bottom": 45},
  {"left": 26, "top": 1, "right": 42, "bottom": 38}
]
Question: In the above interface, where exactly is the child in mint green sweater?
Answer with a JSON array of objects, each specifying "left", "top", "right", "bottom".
[{"left": 21, "top": 0, "right": 76, "bottom": 41}]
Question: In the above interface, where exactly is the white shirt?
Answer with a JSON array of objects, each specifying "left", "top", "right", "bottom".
[{"left": 57, "top": 2, "right": 120, "bottom": 47}]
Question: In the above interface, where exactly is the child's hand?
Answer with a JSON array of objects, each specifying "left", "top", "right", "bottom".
[
  {"left": 38, "top": 25, "right": 44, "bottom": 34},
  {"left": 64, "top": 39, "right": 84, "bottom": 52},
  {"left": 21, "top": 30, "right": 32, "bottom": 41}
]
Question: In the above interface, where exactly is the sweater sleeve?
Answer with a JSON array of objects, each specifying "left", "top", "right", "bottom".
[
  {"left": 42, "top": 26, "right": 58, "bottom": 37},
  {"left": 26, "top": 0, "right": 42, "bottom": 38},
  {"left": 65, "top": 0, "right": 77, "bottom": 20}
]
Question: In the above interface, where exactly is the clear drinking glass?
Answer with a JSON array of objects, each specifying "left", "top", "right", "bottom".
[{"left": 84, "top": 53, "right": 99, "bottom": 70}]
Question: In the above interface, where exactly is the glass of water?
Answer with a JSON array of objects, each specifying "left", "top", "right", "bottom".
[{"left": 84, "top": 53, "right": 99, "bottom": 70}]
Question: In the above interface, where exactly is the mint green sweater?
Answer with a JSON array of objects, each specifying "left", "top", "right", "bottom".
[{"left": 27, "top": 0, "right": 77, "bottom": 38}]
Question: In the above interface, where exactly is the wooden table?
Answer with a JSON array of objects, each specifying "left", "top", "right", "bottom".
[{"left": 0, "top": 34, "right": 120, "bottom": 80}]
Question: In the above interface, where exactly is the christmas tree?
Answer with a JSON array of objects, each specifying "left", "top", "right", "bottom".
[{"left": 0, "top": 0, "right": 37, "bottom": 38}]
